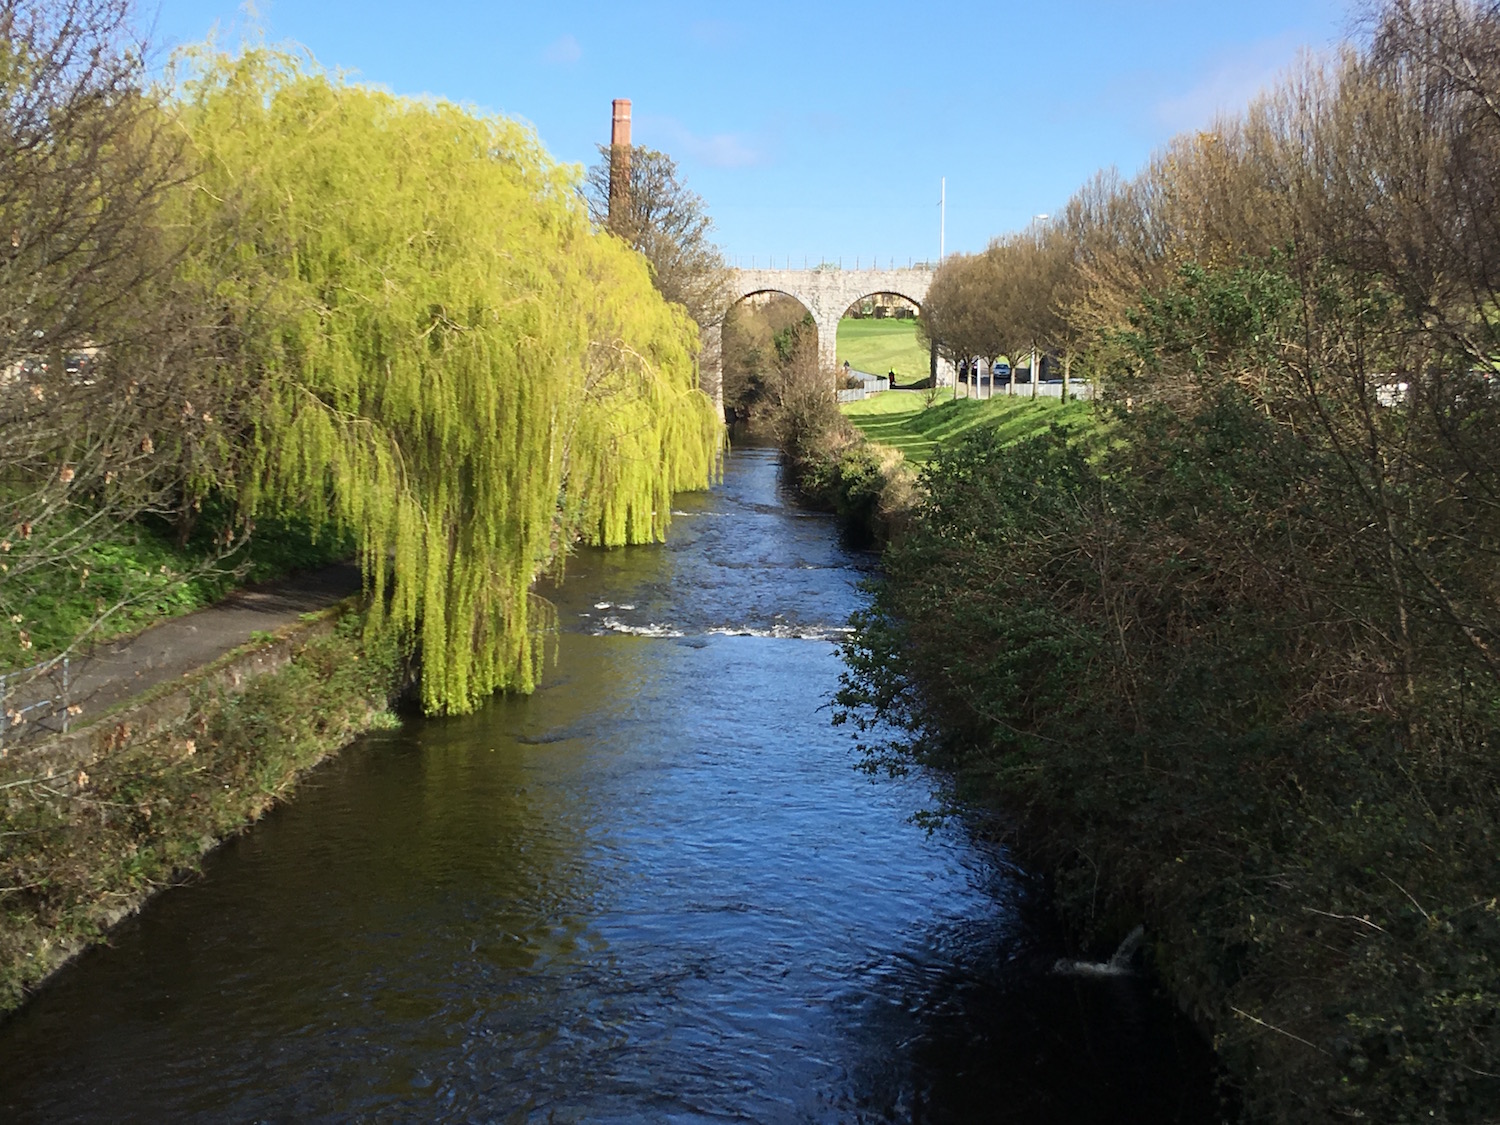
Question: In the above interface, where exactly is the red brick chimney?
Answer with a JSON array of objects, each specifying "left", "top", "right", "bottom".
[{"left": 608, "top": 98, "right": 632, "bottom": 229}]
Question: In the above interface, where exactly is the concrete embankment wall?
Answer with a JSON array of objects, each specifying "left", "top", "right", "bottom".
[{"left": 16, "top": 608, "right": 343, "bottom": 784}]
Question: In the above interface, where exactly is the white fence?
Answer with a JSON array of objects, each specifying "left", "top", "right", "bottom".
[
  {"left": 957, "top": 379, "right": 1094, "bottom": 401},
  {"left": 838, "top": 370, "right": 1094, "bottom": 404},
  {"left": 837, "top": 369, "right": 890, "bottom": 403}
]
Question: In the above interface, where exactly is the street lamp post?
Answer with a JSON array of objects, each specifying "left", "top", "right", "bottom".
[
  {"left": 938, "top": 177, "right": 950, "bottom": 399},
  {"left": 1031, "top": 215, "right": 1049, "bottom": 398}
]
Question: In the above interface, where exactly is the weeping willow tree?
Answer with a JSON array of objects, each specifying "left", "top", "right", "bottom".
[{"left": 171, "top": 47, "right": 721, "bottom": 714}]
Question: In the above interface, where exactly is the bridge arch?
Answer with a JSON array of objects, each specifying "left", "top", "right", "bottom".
[
  {"left": 709, "top": 266, "right": 935, "bottom": 412},
  {"left": 732, "top": 286, "right": 820, "bottom": 317},
  {"left": 837, "top": 289, "right": 927, "bottom": 318}
]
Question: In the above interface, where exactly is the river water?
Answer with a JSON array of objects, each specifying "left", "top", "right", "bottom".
[{"left": 0, "top": 444, "right": 1220, "bottom": 1123}]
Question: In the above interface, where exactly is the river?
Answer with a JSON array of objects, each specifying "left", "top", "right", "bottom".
[{"left": 0, "top": 442, "right": 1221, "bottom": 1123}]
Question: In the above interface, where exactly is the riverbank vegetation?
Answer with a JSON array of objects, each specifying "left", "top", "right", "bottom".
[
  {"left": 0, "top": 1, "right": 722, "bottom": 716},
  {"left": 721, "top": 293, "right": 821, "bottom": 422},
  {"left": 760, "top": 360, "right": 1095, "bottom": 543},
  {"left": 731, "top": 314, "right": 915, "bottom": 542},
  {"left": 0, "top": 513, "right": 350, "bottom": 673},
  {"left": 758, "top": 341, "right": 1097, "bottom": 540},
  {"left": 0, "top": 604, "right": 401, "bottom": 1010},
  {"left": 838, "top": 2, "right": 1500, "bottom": 1119}
]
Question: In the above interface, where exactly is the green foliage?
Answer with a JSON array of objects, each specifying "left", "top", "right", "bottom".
[
  {"left": 772, "top": 314, "right": 814, "bottom": 364},
  {"left": 824, "top": 444, "right": 888, "bottom": 529},
  {"left": 0, "top": 524, "right": 214, "bottom": 671},
  {"left": 722, "top": 295, "right": 816, "bottom": 417},
  {"left": 773, "top": 380, "right": 917, "bottom": 545},
  {"left": 172, "top": 47, "right": 721, "bottom": 714},
  {"left": 839, "top": 257, "right": 1500, "bottom": 1121},
  {"left": 0, "top": 498, "right": 354, "bottom": 673},
  {"left": 792, "top": 441, "right": 911, "bottom": 545}
]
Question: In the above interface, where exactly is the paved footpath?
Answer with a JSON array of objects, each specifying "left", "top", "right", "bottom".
[{"left": 8, "top": 563, "right": 363, "bottom": 737}]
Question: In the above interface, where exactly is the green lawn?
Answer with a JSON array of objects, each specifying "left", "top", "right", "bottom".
[
  {"left": 836, "top": 318, "right": 930, "bottom": 380},
  {"left": 842, "top": 391, "right": 1096, "bottom": 464}
]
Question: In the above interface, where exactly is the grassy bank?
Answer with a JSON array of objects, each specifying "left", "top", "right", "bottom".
[
  {"left": 0, "top": 604, "right": 400, "bottom": 1011},
  {"left": 835, "top": 319, "right": 930, "bottom": 381},
  {"left": 837, "top": 401, "right": 1500, "bottom": 1121},
  {"left": 779, "top": 388, "right": 1100, "bottom": 544},
  {"left": 842, "top": 392, "right": 1095, "bottom": 464},
  {"left": 0, "top": 511, "right": 354, "bottom": 675},
  {"left": 814, "top": 348, "right": 1499, "bottom": 1119}
]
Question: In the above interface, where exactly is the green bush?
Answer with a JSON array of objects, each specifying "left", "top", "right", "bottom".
[{"left": 838, "top": 260, "right": 1500, "bottom": 1121}]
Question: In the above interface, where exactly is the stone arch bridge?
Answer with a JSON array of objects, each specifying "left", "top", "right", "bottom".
[{"left": 707, "top": 266, "right": 934, "bottom": 409}]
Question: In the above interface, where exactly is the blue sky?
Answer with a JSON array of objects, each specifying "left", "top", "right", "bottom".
[{"left": 148, "top": 1, "right": 1352, "bottom": 265}]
